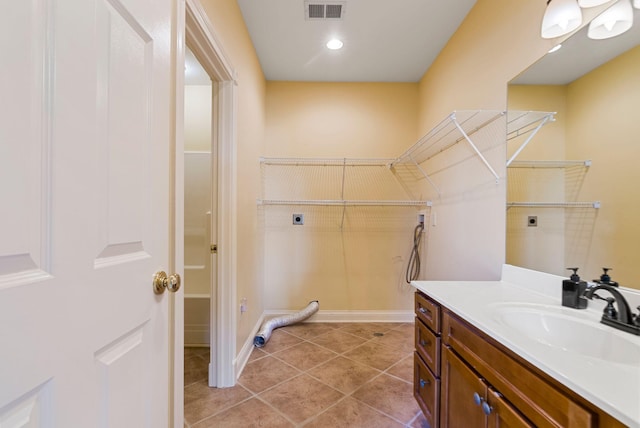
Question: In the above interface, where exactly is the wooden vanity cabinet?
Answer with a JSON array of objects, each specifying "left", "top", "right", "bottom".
[
  {"left": 441, "top": 346, "right": 532, "bottom": 428},
  {"left": 414, "top": 291, "right": 627, "bottom": 428},
  {"left": 414, "top": 292, "right": 442, "bottom": 427}
]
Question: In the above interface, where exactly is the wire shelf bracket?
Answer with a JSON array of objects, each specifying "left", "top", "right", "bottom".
[
  {"left": 506, "top": 111, "right": 556, "bottom": 167},
  {"left": 390, "top": 110, "right": 505, "bottom": 185}
]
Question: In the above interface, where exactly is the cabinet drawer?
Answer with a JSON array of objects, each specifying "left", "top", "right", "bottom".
[
  {"left": 415, "top": 319, "right": 440, "bottom": 375},
  {"left": 415, "top": 292, "right": 440, "bottom": 333},
  {"left": 414, "top": 352, "right": 439, "bottom": 428},
  {"left": 443, "top": 311, "right": 594, "bottom": 428}
]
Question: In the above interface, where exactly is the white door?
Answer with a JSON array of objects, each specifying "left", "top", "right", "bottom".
[{"left": 0, "top": 0, "right": 174, "bottom": 426}]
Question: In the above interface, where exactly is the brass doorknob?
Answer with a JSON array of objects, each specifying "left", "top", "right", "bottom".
[{"left": 153, "top": 271, "right": 181, "bottom": 294}]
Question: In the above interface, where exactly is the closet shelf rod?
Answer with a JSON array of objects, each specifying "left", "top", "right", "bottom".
[
  {"left": 260, "top": 157, "right": 395, "bottom": 166},
  {"left": 508, "top": 160, "right": 591, "bottom": 168},
  {"left": 507, "top": 201, "right": 601, "bottom": 208},
  {"left": 257, "top": 199, "right": 432, "bottom": 207}
]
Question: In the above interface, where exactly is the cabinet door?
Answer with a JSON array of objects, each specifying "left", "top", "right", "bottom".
[
  {"left": 486, "top": 388, "right": 534, "bottom": 428},
  {"left": 414, "top": 353, "right": 439, "bottom": 427},
  {"left": 441, "top": 347, "right": 486, "bottom": 428}
]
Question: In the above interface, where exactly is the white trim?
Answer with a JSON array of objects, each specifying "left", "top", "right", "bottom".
[
  {"left": 234, "top": 313, "right": 266, "bottom": 380},
  {"left": 185, "top": 0, "right": 238, "bottom": 388},
  {"left": 262, "top": 309, "right": 415, "bottom": 323},
  {"left": 172, "top": 0, "right": 186, "bottom": 426}
]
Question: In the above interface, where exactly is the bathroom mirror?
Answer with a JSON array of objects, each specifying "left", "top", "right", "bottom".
[{"left": 506, "top": 7, "right": 640, "bottom": 288}]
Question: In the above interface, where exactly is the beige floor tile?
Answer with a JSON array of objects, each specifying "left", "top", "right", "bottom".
[
  {"left": 386, "top": 354, "right": 414, "bottom": 383},
  {"left": 185, "top": 322, "right": 425, "bottom": 428},
  {"left": 247, "top": 347, "right": 268, "bottom": 363},
  {"left": 272, "top": 341, "right": 337, "bottom": 371},
  {"left": 280, "top": 322, "right": 337, "bottom": 340},
  {"left": 184, "top": 382, "right": 252, "bottom": 425},
  {"left": 309, "top": 329, "right": 368, "bottom": 354},
  {"left": 259, "top": 329, "right": 304, "bottom": 354},
  {"left": 185, "top": 347, "right": 210, "bottom": 359},
  {"left": 184, "top": 355, "right": 209, "bottom": 387},
  {"left": 337, "top": 322, "right": 400, "bottom": 339},
  {"left": 410, "top": 410, "right": 431, "bottom": 428},
  {"left": 371, "top": 327, "right": 414, "bottom": 353},
  {"left": 343, "top": 341, "right": 407, "bottom": 371},
  {"left": 352, "top": 373, "right": 421, "bottom": 424},
  {"left": 238, "top": 355, "right": 300, "bottom": 393},
  {"left": 307, "top": 356, "right": 380, "bottom": 394},
  {"left": 304, "top": 397, "right": 404, "bottom": 428},
  {"left": 260, "top": 374, "right": 344, "bottom": 424},
  {"left": 192, "top": 398, "right": 294, "bottom": 428}
]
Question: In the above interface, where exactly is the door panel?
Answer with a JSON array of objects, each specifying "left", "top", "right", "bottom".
[
  {"left": 441, "top": 347, "right": 486, "bottom": 428},
  {"left": 0, "top": 0, "right": 173, "bottom": 426},
  {"left": 0, "top": 0, "right": 51, "bottom": 284}
]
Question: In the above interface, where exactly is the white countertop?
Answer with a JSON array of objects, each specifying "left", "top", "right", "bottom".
[{"left": 412, "top": 265, "right": 640, "bottom": 427}]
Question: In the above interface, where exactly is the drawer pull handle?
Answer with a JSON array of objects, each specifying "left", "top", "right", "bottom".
[
  {"left": 418, "top": 307, "right": 430, "bottom": 315},
  {"left": 419, "top": 378, "right": 430, "bottom": 388},
  {"left": 420, "top": 339, "right": 430, "bottom": 346},
  {"left": 473, "top": 392, "right": 482, "bottom": 406},
  {"left": 472, "top": 393, "right": 493, "bottom": 415}
]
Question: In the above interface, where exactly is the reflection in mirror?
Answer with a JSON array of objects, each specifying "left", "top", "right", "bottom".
[{"left": 507, "top": 9, "right": 640, "bottom": 290}]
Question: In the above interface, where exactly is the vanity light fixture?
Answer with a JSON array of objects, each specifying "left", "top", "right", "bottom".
[
  {"left": 326, "top": 38, "right": 344, "bottom": 50},
  {"left": 541, "top": 0, "right": 583, "bottom": 39},
  {"left": 578, "top": 0, "right": 610, "bottom": 6},
  {"left": 588, "top": 0, "right": 634, "bottom": 39}
]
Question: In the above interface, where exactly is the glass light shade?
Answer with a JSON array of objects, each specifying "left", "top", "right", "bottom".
[
  {"left": 634, "top": 0, "right": 640, "bottom": 9},
  {"left": 541, "top": 0, "right": 583, "bottom": 39},
  {"left": 578, "top": 0, "right": 610, "bottom": 7},
  {"left": 588, "top": 0, "right": 634, "bottom": 39}
]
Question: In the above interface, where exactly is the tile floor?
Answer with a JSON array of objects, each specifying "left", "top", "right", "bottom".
[{"left": 184, "top": 322, "right": 429, "bottom": 427}]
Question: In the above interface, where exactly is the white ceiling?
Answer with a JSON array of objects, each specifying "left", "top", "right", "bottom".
[{"left": 237, "top": 0, "right": 477, "bottom": 82}]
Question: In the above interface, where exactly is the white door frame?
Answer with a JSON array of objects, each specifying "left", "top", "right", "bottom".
[{"left": 174, "top": 2, "right": 237, "bottom": 423}]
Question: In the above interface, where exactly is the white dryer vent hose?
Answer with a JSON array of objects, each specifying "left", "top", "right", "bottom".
[{"left": 253, "top": 300, "right": 319, "bottom": 348}]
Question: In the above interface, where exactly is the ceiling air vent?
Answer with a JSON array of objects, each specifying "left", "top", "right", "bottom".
[{"left": 304, "top": 1, "right": 346, "bottom": 20}]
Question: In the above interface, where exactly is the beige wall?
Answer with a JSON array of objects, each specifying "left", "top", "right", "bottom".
[
  {"left": 184, "top": 85, "right": 212, "bottom": 152},
  {"left": 263, "top": 82, "right": 421, "bottom": 311},
  {"left": 199, "top": 0, "right": 266, "bottom": 353},
  {"left": 414, "top": 0, "right": 568, "bottom": 280},
  {"left": 265, "top": 82, "right": 419, "bottom": 157}
]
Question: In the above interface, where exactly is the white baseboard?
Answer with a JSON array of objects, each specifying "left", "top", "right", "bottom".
[
  {"left": 262, "top": 309, "right": 414, "bottom": 323},
  {"left": 233, "top": 309, "right": 414, "bottom": 381},
  {"left": 233, "top": 313, "right": 266, "bottom": 381},
  {"left": 185, "top": 323, "right": 210, "bottom": 346}
]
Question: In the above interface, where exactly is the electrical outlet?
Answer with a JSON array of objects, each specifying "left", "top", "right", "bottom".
[
  {"left": 417, "top": 210, "right": 427, "bottom": 225},
  {"left": 293, "top": 214, "right": 304, "bottom": 225},
  {"left": 528, "top": 216, "right": 538, "bottom": 227},
  {"left": 240, "top": 298, "right": 247, "bottom": 313}
]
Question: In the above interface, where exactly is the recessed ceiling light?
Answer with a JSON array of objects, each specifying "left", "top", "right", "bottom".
[
  {"left": 326, "top": 39, "right": 343, "bottom": 50},
  {"left": 548, "top": 44, "right": 562, "bottom": 53}
]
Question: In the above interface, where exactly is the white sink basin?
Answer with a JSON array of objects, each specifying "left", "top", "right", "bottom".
[{"left": 490, "top": 303, "right": 640, "bottom": 365}]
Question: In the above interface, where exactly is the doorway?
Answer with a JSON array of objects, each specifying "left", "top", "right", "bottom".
[
  {"left": 183, "top": 45, "right": 215, "bottom": 387},
  {"left": 180, "top": 0, "right": 238, "bottom": 395}
]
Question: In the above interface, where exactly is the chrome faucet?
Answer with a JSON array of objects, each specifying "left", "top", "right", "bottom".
[{"left": 584, "top": 284, "right": 640, "bottom": 335}]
